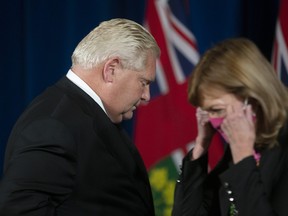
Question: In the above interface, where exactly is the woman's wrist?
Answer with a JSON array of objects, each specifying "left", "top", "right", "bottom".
[{"left": 191, "top": 137, "right": 211, "bottom": 160}]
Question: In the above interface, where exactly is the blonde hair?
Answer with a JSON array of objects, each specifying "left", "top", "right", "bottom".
[
  {"left": 188, "top": 38, "right": 288, "bottom": 148},
  {"left": 72, "top": 18, "right": 160, "bottom": 71}
]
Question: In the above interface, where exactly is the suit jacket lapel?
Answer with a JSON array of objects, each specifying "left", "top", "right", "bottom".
[
  {"left": 93, "top": 119, "right": 154, "bottom": 210},
  {"left": 118, "top": 126, "right": 155, "bottom": 211},
  {"left": 117, "top": 125, "right": 150, "bottom": 183}
]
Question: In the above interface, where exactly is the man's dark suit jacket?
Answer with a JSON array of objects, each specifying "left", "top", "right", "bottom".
[{"left": 0, "top": 77, "right": 155, "bottom": 216}]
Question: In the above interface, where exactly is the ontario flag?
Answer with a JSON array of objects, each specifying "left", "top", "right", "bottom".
[
  {"left": 272, "top": 0, "right": 288, "bottom": 85},
  {"left": 134, "top": 0, "right": 224, "bottom": 215}
]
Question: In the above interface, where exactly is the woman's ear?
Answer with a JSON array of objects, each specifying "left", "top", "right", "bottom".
[{"left": 102, "top": 58, "right": 120, "bottom": 83}]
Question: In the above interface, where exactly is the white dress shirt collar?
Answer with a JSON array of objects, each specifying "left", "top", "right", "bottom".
[{"left": 66, "top": 69, "right": 107, "bottom": 114}]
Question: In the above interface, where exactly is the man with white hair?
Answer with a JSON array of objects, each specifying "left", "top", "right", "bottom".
[{"left": 0, "top": 18, "right": 160, "bottom": 216}]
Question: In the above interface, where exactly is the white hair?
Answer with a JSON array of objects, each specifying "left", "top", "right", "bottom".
[{"left": 71, "top": 18, "right": 160, "bottom": 71}]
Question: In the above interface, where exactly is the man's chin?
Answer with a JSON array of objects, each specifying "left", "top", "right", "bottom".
[
  {"left": 109, "top": 111, "right": 134, "bottom": 123},
  {"left": 123, "top": 111, "right": 134, "bottom": 120}
]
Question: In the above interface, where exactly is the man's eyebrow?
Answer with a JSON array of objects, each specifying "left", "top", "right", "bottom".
[{"left": 141, "top": 77, "right": 155, "bottom": 83}]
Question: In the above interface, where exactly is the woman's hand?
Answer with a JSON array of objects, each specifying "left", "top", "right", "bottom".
[
  {"left": 221, "top": 104, "right": 256, "bottom": 164},
  {"left": 191, "top": 107, "right": 215, "bottom": 160}
]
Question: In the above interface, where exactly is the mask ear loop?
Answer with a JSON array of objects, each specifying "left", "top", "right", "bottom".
[
  {"left": 244, "top": 98, "right": 257, "bottom": 117},
  {"left": 243, "top": 98, "right": 248, "bottom": 110}
]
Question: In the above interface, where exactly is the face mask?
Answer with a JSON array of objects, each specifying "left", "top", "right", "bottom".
[
  {"left": 209, "top": 110, "right": 256, "bottom": 143},
  {"left": 209, "top": 117, "right": 229, "bottom": 142}
]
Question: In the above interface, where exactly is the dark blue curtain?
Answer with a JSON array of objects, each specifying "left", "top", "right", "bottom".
[{"left": 0, "top": 0, "right": 279, "bottom": 176}]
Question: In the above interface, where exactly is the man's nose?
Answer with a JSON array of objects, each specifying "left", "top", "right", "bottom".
[{"left": 142, "top": 85, "right": 150, "bottom": 102}]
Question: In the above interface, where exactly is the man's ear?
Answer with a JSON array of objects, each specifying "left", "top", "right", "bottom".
[{"left": 102, "top": 58, "right": 120, "bottom": 83}]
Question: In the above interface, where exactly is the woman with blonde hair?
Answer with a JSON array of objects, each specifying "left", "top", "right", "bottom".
[{"left": 172, "top": 38, "right": 288, "bottom": 216}]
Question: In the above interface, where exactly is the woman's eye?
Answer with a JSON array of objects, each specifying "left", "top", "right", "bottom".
[
  {"left": 210, "top": 110, "right": 218, "bottom": 115},
  {"left": 210, "top": 109, "right": 226, "bottom": 116}
]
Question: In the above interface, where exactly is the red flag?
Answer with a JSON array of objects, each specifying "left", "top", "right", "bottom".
[
  {"left": 272, "top": 0, "right": 288, "bottom": 84},
  {"left": 134, "top": 0, "right": 224, "bottom": 214}
]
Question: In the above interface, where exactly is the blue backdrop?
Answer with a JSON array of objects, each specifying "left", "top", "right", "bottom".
[{"left": 0, "top": 0, "right": 280, "bottom": 176}]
